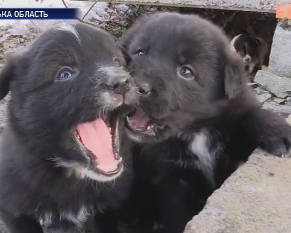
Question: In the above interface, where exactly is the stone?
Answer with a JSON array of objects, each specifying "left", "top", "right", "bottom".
[
  {"left": 286, "top": 114, "right": 291, "bottom": 125},
  {"left": 115, "top": 4, "right": 130, "bottom": 14},
  {"left": 263, "top": 102, "right": 291, "bottom": 117},
  {"left": 19, "top": 38, "right": 25, "bottom": 43},
  {"left": 7, "top": 24, "right": 29, "bottom": 37},
  {"left": 254, "top": 86, "right": 269, "bottom": 95},
  {"left": 254, "top": 70, "right": 291, "bottom": 98},
  {"left": 268, "top": 20, "right": 291, "bottom": 78},
  {"left": 273, "top": 97, "right": 286, "bottom": 104},
  {"left": 256, "top": 93, "right": 271, "bottom": 103},
  {"left": 185, "top": 154, "right": 291, "bottom": 233}
]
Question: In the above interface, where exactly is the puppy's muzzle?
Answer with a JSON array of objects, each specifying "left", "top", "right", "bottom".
[
  {"left": 137, "top": 81, "right": 151, "bottom": 97},
  {"left": 105, "top": 76, "right": 130, "bottom": 97},
  {"left": 99, "top": 66, "right": 138, "bottom": 107},
  {"left": 243, "top": 56, "right": 251, "bottom": 63}
]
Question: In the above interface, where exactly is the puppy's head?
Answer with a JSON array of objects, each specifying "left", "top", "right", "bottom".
[
  {"left": 231, "top": 33, "right": 261, "bottom": 64},
  {"left": 0, "top": 23, "right": 138, "bottom": 182},
  {"left": 119, "top": 12, "right": 247, "bottom": 143}
]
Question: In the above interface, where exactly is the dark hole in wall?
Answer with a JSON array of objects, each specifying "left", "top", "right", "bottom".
[{"left": 177, "top": 7, "right": 277, "bottom": 66}]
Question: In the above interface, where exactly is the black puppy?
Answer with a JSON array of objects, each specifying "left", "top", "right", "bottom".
[
  {"left": 0, "top": 23, "right": 138, "bottom": 233},
  {"left": 230, "top": 32, "right": 268, "bottom": 75},
  {"left": 119, "top": 12, "right": 291, "bottom": 233}
]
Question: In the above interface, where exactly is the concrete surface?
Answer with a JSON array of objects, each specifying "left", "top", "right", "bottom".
[
  {"left": 262, "top": 102, "right": 291, "bottom": 117},
  {"left": 269, "top": 20, "right": 291, "bottom": 79},
  {"left": 185, "top": 153, "right": 291, "bottom": 233},
  {"left": 83, "top": 0, "right": 277, "bottom": 12},
  {"left": 255, "top": 70, "right": 291, "bottom": 98}
]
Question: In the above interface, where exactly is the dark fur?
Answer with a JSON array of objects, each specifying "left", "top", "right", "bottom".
[
  {"left": 0, "top": 23, "right": 138, "bottom": 233},
  {"left": 118, "top": 12, "right": 291, "bottom": 233}
]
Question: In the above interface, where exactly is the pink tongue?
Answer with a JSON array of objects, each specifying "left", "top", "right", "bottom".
[
  {"left": 128, "top": 109, "right": 151, "bottom": 131},
  {"left": 76, "top": 119, "right": 119, "bottom": 173}
]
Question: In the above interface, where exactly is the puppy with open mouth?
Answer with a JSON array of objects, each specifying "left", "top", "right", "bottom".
[
  {"left": 119, "top": 12, "right": 291, "bottom": 233},
  {"left": 0, "top": 23, "right": 138, "bottom": 233}
]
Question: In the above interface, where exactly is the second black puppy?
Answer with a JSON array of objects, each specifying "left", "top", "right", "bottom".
[
  {"left": 0, "top": 23, "right": 138, "bottom": 233},
  {"left": 119, "top": 12, "right": 291, "bottom": 233},
  {"left": 230, "top": 32, "right": 268, "bottom": 76}
]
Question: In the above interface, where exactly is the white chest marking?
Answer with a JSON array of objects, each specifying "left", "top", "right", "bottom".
[
  {"left": 60, "top": 205, "right": 91, "bottom": 225},
  {"left": 39, "top": 206, "right": 92, "bottom": 227},
  {"left": 39, "top": 212, "right": 53, "bottom": 227},
  {"left": 55, "top": 160, "right": 124, "bottom": 183},
  {"left": 189, "top": 132, "right": 216, "bottom": 185}
]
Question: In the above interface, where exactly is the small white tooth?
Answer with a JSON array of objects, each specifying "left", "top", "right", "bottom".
[
  {"left": 148, "top": 124, "right": 153, "bottom": 130},
  {"left": 147, "top": 124, "right": 154, "bottom": 130}
]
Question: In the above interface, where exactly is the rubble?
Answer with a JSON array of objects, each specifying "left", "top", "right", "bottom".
[{"left": 254, "top": 70, "right": 291, "bottom": 98}]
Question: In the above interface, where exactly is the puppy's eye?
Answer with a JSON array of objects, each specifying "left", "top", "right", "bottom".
[
  {"left": 113, "top": 57, "right": 121, "bottom": 67},
  {"left": 178, "top": 66, "right": 195, "bottom": 80},
  {"left": 136, "top": 50, "right": 144, "bottom": 56},
  {"left": 56, "top": 67, "right": 76, "bottom": 81}
]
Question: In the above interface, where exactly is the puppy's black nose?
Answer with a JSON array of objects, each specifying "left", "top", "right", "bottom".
[
  {"left": 244, "top": 57, "right": 251, "bottom": 62},
  {"left": 106, "top": 77, "right": 130, "bottom": 96},
  {"left": 138, "top": 82, "right": 151, "bottom": 96}
]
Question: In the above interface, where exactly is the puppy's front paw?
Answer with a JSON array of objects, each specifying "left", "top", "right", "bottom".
[
  {"left": 259, "top": 129, "right": 291, "bottom": 158},
  {"left": 245, "top": 109, "right": 291, "bottom": 158}
]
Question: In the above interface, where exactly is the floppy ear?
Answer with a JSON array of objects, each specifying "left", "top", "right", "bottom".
[
  {"left": 255, "top": 37, "right": 262, "bottom": 46},
  {"left": 119, "top": 14, "right": 150, "bottom": 49},
  {"left": 0, "top": 55, "right": 19, "bottom": 100},
  {"left": 119, "top": 45, "right": 132, "bottom": 65},
  {"left": 118, "top": 26, "right": 136, "bottom": 65},
  {"left": 118, "top": 13, "right": 152, "bottom": 64},
  {"left": 224, "top": 50, "right": 247, "bottom": 99}
]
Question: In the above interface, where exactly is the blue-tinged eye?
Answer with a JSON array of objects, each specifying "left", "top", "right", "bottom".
[
  {"left": 56, "top": 67, "right": 76, "bottom": 81},
  {"left": 178, "top": 65, "right": 195, "bottom": 80},
  {"left": 136, "top": 49, "right": 144, "bottom": 56}
]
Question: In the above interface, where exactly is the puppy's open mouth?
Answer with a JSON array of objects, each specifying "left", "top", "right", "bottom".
[
  {"left": 125, "top": 108, "right": 163, "bottom": 136},
  {"left": 75, "top": 112, "right": 122, "bottom": 177}
]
